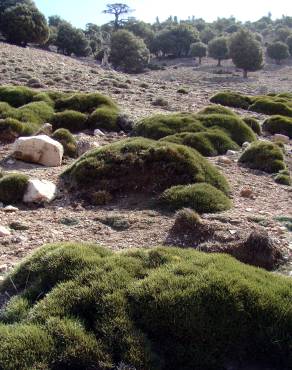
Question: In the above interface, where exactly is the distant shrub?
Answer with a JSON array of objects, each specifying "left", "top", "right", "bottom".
[
  {"left": 208, "top": 37, "right": 229, "bottom": 66},
  {"left": 55, "top": 92, "right": 116, "bottom": 113},
  {"left": 110, "top": 30, "right": 150, "bottom": 73},
  {"left": 52, "top": 128, "right": 77, "bottom": 157},
  {"left": 249, "top": 98, "right": 292, "bottom": 117},
  {"left": 151, "top": 97, "right": 168, "bottom": 107},
  {"left": 0, "top": 3, "right": 49, "bottom": 46},
  {"left": 176, "top": 88, "right": 189, "bottom": 94},
  {"left": 239, "top": 141, "right": 286, "bottom": 173},
  {"left": 210, "top": 91, "right": 252, "bottom": 109},
  {"left": 0, "top": 173, "right": 29, "bottom": 203},
  {"left": 51, "top": 110, "right": 87, "bottom": 132},
  {"left": 242, "top": 117, "right": 261, "bottom": 135},
  {"left": 274, "top": 173, "right": 291, "bottom": 186},
  {"left": 88, "top": 107, "right": 120, "bottom": 131},
  {"left": 229, "top": 29, "right": 264, "bottom": 78},
  {"left": 55, "top": 22, "right": 91, "bottom": 57},
  {"left": 1, "top": 242, "right": 291, "bottom": 369},
  {"left": 267, "top": 41, "right": 290, "bottom": 64},
  {"left": 160, "top": 129, "right": 239, "bottom": 156},
  {"left": 160, "top": 183, "right": 232, "bottom": 213},
  {"left": 62, "top": 137, "right": 230, "bottom": 196},
  {"left": 0, "top": 86, "right": 35, "bottom": 107},
  {"left": 189, "top": 41, "right": 207, "bottom": 64},
  {"left": 262, "top": 115, "right": 292, "bottom": 138}
]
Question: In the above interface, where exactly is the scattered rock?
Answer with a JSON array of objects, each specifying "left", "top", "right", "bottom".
[
  {"left": 226, "top": 150, "right": 237, "bottom": 155},
  {"left": 240, "top": 187, "right": 253, "bottom": 198},
  {"left": 36, "top": 123, "right": 53, "bottom": 136},
  {"left": 0, "top": 226, "right": 11, "bottom": 237},
  {"left": 272, "top": 134, "right": 289, "bottom": 144},
  {"left": 94, "top": 129, "right": 105, "bottom": 136},
  {"left": 13, "top": 135, "right": 64, "bottom": 167},
  {"left": 241, "top": 141, "right": 250, "bottom": 150},
  {"left": 217, "top": 156, "right": 232, "bottom": 165},
  {"left": 3, "top": 205, "right": 19, "bottom": 212},
  {"left": 76, "top": 140, "right": 100, "bottom": 156},
  {"left": 9, "top": 222, "right": 29, "bottom": 231},
  {"left": 23, "top": 179, "right": 57, "bottom": 203}
]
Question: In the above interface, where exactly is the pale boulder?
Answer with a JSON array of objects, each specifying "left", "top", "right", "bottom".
[
  {"left": 272, "top": 134, "right": 289, "bottom": 144},
  {"left": 23, "top": 179, "right": 57, "bottom": 203},
  {"left": 13, "top": 135, "right": 63, "bottom": 167}
]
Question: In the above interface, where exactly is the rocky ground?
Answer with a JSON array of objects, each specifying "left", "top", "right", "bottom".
[{"left": 0, "top": 42, "right": 292, "bottom": 277}]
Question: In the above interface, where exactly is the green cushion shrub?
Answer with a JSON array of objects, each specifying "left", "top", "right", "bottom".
[
  {"left": 249, "top": 98, "right": 292, "bottom": 117},
  {"left": 160, "top": 183, "right": 232, "bottom": 213},
  {"left": 51, "top": 110, "right": 87, "bottom": 132},
  {"left": 0, "top": 86, "right": 35, "bottom": 107},
  {"left": 133, "top": 113, "right": 205, "bottom": 140},
  {"left": 0, "top": 242, "right": 291, "bottom": 369},
  {"left": 88, "top": 106, "right": 120, "bottom": 131},
  {"left": 239, "top": 141, "right": 286, "bottom": 173},
  {"left": 62, "top": 137, "right": 230, "bottom": 196},
  {"left": 51, "top": 128, "right": 77, "bottom": 157},
  {"left": 0, "top": 102, "right": 13, "bottom": 118},
  {"left": 160, "top": 129, "right": 239, "bottom": 156},
  {"left": 11, "top": 101, "right": 55, "bottom": 125},
  {"left": 32, "top": 92, "right": 54, "bottom": 107},
  {"left": 0, "top": 118, "right": 37, "bottom": 141},
  {"left": 55, "top": 92, "right": 116, "bottom": 113},
  {"left": 243, "top": 116, "right": 261, "bottom": 135},
  {"left": 262, "top": 115, "right": 292, "bottom": 138},
  {"left": 197, "top": 104, "right": 237, "bottom": 116},
  {"left": 196, "top": 113, "right": 257, "bottom": 145},
  {"left": 274, "top": 173, "right": 291, "bottom": 186},
  {"left": 0, "top": 173, "right": 29, "bottom": 203},
  {"left": 210, "top": 91, "right": 252, "bottom": 109}
]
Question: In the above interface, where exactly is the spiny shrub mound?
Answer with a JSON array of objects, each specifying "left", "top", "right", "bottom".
[
  {"left": 160, "top": 130, "right": 239, "bottom": 156},
  {"left": 197, "top": 104, "right": 237, "bottom": 116},
  {"left": 62, "top": 137, "right": 230, "bottom": 196},
  {"left": 160, "top": 183, "right": 232, "bottom": 213},
  {"left": 262, "top": 115, "right": 292, "bottom": 138},
  {"left": 249, "top": 98, "right": 292, "bottom": 117},
  {"left": 51, "top": 110, "right": 87, "bottom": 132},
  {"left": 0, "top": 173, "right": 29, "bottom": 203},
  {"left": 51, "top": 129, "right": 77, "bottom": 157},
  {"left": 210, "top": 91, "right": 252, "bottom": 109},
  {"left": 196, "top": 113, "right": 257, "bottom": 145},
  {"left": 88, "top": 106, "right": 120, "bottom": 131},
  {"left": 239, "top": 141, "right": 286, "bottom": 173},
  {"left": 55, "top": 92, "right": 117, "bottom": 113},
  {"left": 0, "top": 102, "right": 13, "bottom": 118},
  {"left": 0, "top": 86, "right": 36, "bottom": 107},
  {"left": 243, "top": 116, "right": 261, "bottom": 135},
  {"left": 0, "top": 118, "right": 34, "bottom": 142},
  {"left": 133, "top": 113, "right": 205, "bottom": 140},
  {"left": 0, "top": 243, "right": 291, "bottom": 370},
  {"left": 10, "top": 101, "right": 54, "bottom": 125},
  {"left": 32, "top": 92, "right": 54, "bottom": 107},
  {"left": 274, "top": 173, "right": 291, "bottom": 186}
]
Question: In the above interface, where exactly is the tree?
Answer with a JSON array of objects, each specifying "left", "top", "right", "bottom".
[
  {"left": 103, "top": 3, "right": 133, "bottom": 30},
  {"left": 124, "top": 19, "right": 154, "bottom": 49},
  {"left": 267, "top": 41, "right": 290, "bottom": 64},
  {"left": 229, "top": 29, "right": 264, "bottom": 78},
  {"left": 208, "top": 37, "right": 229, "bottom": 66},
  {"left": 286, "top": 35, "right": 292, "bottom": 55},
  {"left": 200, "top": 27, "right": 216, "bottom": 44},
  {"left": 0, "top": 0, "right": 33, "bottom": 20},
  {"left": 190, "top": 42, "right": 207, "bottom": 64},
  {"left": 56, "top": 23, "right": 91, "bottom": 57},
  {"left": 48, "top": 15, "right": 64, "bottom": 27},
  {"left": 0, "top": 3, "right": 49, "bottom": 46},
  {"left": 275, "top": 27, "right": 292, "bottom": 42},
  {"left": 110, "top": 29, "right": 150, "bottom": 73}
]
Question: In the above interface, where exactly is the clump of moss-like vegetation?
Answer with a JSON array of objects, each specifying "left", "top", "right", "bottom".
[
  {"left": 0, "top": 242, "right": 291, "bottom": 369},
  {"left": 55, "top": 92, "right": 116, "bottom": 113},
  {"left": 0, "top": 86, "right": 36, "bottom": 107},
  {"left": 197, "top": 104, "right": 237, "bottom": 116},
  {"left": 0, "top": 102, "right": 13, "bottom": 118},
  {"left": 160, "top": 183, "right": 232, "bottom": 213},
  {"left": 51, "top": 129, "right": 77, "bottom": 157},
  {"left": 0, "top": 173, "right": 29, "bottom": 203},
  {"left": 262, "top": 115, "right": 292, "bottom": 138},
  {"left": 10, "top": 101, "right": 54, "bottom": 125},
  {"left": 243, "top": 116, "right": 261, "bottom": 135},
  {"left": 32, "top": 92, "right": 54, "bottom": 107},
  {"left": 249, "top": 98, "right": 292, "bottom": 117},
  {"left": 88, "top": 106, "right": 120, "bottom": 131},
  {"left": 274, "top": 173, "right": 291, "bottom": 186},
  {"left": 210, "top": 91, "right": 252, "bottom": 109},
  {"left": 62, "top": 138, "right": 230, "bottom": 198},
  {"left": 239, "top": 141, "right": 286, "bottom": 173},
  {"left": 0, "top": 118, "right": 35, "bottom": 142},
  {"left": 51, "top": 110, "right": 87, "bottom": 132},
  {"left": 160, "top": 129, "right": 239, "bottom": 156}
]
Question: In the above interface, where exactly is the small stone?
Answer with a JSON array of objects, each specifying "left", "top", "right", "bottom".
[
  {"left": 240, "top": 187, "right": 253, "bottom": 198},
  {"left": 226, "top": 150, "right": 237, "bottom": 156},
  {"left": 3, "top": 205, "right": 19, "bottom": 212},
  {"left": 0, "top": 264, "right": 8, "bottom": 273},
  {"left": 9, "top": 222, "right": 29, "bottom": 231},
  {"left": 23, "top": 179, "right": 57, "bottom": 203},
  {"left": 94, "top": 129, "right": 105, "bottom": 136},
  {"left": 0, "top": 202, "right": 3, "bottom": 209},
  {"left": 272, "top": 134, "right": 289, "bottom": 144},
  {"left": 36, "top": 123, "right": 53, "bottom": 136},
  {"left": 6, "top": 158, "right": 15, "bottom": 165},
  {"left": 229, "top": 230, "right": 237, "bottom": 235},
  {"left": 77, "top": 140, "right": 100, "bottom": 157},
  {"left": 245, "top": 208, "right": 253, "bottom": 212},
  {"left": 242, "top": 142, "right": 250, "bottom": 150},
  {"left": 0, "top": 226, "right": 11, "bottom": 236},
  {"left": 217, "top": 156, "right": 232, "bottom": 165}
]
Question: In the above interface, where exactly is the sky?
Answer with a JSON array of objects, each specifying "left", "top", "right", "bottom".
[{"left": 34, "top": 0, "right": 292, "bottom": 28}]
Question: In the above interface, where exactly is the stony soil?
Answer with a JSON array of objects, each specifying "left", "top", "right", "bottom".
[{"left": 0, "top": 42, "right": 291, "bottom": 278}]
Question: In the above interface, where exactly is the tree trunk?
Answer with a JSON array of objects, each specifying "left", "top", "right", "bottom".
[
  {"left": 217, "top": 59, "right": 221, "bottom": 67},
  {"left": 114, "top": 14, "right": 119, "bottom": 30},
  {"left": 199, "top": 57, "right": 202, "bottom": 64},
  {"left": 243, "top": 70, "right": 248, "bottom": 78}
]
